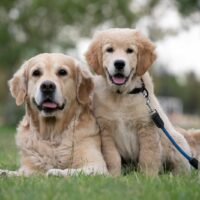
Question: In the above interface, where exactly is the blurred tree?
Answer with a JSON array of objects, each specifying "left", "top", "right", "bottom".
[
  {"left": 0, "top": 0, "right": 137, "bottom": 124},
  {"left": 0, "top": 0, "right": 199, "bottom": 125},
  {"left": 182, "top": 72, "right": 200, "bottom": 114},
  {"left": 154, "top": 70, "right": 183, "bottom": 97},
  {"left": 175, "top": 0, "right": 200, "bottom": 15},
  {"left": 154, "top": 70, "right": 200, "bottom": 115}
]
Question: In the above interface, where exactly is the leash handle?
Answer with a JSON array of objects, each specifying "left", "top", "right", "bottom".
[
  {"left": 189, "top": 158, "right": 199, "bottom": 169},
  {"left": 151, "top": 110, "right": 164, "bottom": 128}
]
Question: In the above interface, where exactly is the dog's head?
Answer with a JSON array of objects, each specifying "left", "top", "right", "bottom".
[
  {"left": 85, "top": 28, "right": 156, "bottom": 91},
  {"left": 9, "top": 53, "right": 93, "bottom": 118}
]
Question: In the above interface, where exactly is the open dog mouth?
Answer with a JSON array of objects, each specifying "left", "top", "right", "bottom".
[
  {"left": 33, "top": 98, "right": 65, "bottom": 113},
  {"left": 110, "top": 74, "right": 128, "bottom": 85},
  {"left": 106, "top": 69, "right": 133, "bottom": 85}
]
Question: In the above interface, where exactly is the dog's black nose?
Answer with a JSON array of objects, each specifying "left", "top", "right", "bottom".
[
  {"left": 114, "top": 60, "right": 125, "bottom": 70},
  {"left": 40, "top": 81, "right": 56, "bottom": 94}
]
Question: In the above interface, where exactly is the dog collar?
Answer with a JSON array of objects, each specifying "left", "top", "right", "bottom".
[{"left": 128, "top": 78, "right": 149, "bottom": 97}]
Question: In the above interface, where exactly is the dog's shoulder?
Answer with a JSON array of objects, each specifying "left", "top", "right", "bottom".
[
  {"left": 92, "top": 75, "right": 107, "bottom": 90},
  {"left": 141, "top": 72, "right": 154, "bottom": 93}
]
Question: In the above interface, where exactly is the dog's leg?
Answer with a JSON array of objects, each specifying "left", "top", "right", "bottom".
[
  {"left": 177, "top": 127, "right": 200, "bottom": 160},
  {"left": 0, "top": 169, "right": 20, "bottom": 177},
  {"left": 46, "top": 139, "right": 110, "bottom": 177},
  {"left": 0, "top": 166, "right": 36, "bottom": 177},
  {"left": 46, "top": 165, "right": 109, "bottom": 177},
  {"left": 170, "top": 152, "right": 191, "bottom": 175},
  {"left": 18, "top": 166, "right": 37, "bottom": 176},
  {"left": 165, "top": 133, "right": 191, "bottom": 175},
  {"left": 138, "top": 125, "right": 162, "bottom": 176},
  {"left": 101, "top": 133, "right": 121, "bottom": 176}
]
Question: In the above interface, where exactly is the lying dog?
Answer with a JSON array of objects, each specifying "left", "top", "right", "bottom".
[
  {"left": 85, "top": 28, "right": 193, "bottom": 176},
  {"left": 0, "top": 53, "right": 108, "bottom": 176}
]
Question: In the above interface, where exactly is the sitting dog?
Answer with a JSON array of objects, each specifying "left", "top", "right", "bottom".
[
  {"left": 0, "top": 53, "right": 108, "bottom": 176},
  {"left": 85, "top": 28, "right": 192, "bottom": 176}
]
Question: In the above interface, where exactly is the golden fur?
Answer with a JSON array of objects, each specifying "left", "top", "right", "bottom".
[
  {"left": 0, "top": 53, "right": 108, "bottom": 176},
  {"left": 177, "top": 127, "right": 200, "bottom": 162},
  {"left": 85, "top": 28, "right": 192, "bottom": 176}
]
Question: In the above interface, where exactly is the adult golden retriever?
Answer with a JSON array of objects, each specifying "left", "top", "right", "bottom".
[
  {"left": 85, "top": 28, "right": 194, "bottom": 176},
  {"left": 0, "top": 53, "right": 108, "bottom": 176}
]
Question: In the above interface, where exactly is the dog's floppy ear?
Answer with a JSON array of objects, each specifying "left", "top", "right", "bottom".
[
  {"left": 76, "top": 66, "right": 94, "bottom": 105},
  {"left": 135, "top": 32, "right": 156, "bottom": 76},
  {"left": 85, "top": 36, "right": 104, "bottom": 75},
  {"left": 8, "top": 61, "right": 28, "bottom": 106}
]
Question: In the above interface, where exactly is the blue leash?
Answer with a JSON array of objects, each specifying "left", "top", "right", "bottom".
[
  {"left": 129, "top": 78, "right": 199, "bottom": 169},
  {"left": 151, "top": 110, "right": 199, "bottom": 169},
  {"left": 162, "top": 127, "right": 191, "bottom": 161}
]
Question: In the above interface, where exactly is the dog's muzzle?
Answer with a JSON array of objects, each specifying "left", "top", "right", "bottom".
[
  {"left": 106, "top": 68, "right": 134, "bottom": 86},
  {"left": 33, "top": 98, "right": 65, "bottom": 113},
  {"left": 33, "top": 81, "right": 65, "bottom": 113}
]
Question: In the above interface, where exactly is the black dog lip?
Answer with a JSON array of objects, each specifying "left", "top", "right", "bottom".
[{"left": 32, "top": 98, "right": 66, "bottom": 112}]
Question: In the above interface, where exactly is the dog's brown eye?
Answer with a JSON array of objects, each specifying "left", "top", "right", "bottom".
[
  {"left": 57, "top": 69, "right": 67, "bottom": 76},
  {"left": 126, "top": 48, "right": 134, "bottom": 54},
  {"left": 32, "top": 69, "right": 41, "bottom": 77},
  {"left": 106, "top": 47, "right": 114, "bottom": 53}
]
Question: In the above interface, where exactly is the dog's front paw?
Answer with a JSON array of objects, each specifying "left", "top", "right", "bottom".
[
  {"left": 46, "top": 169, "right": 77, "bottom": 177},
  {"left": 0, "top": 169, "right": 19, "bottom": 177},
  {"left": 46, "top": 169, "right": 65, "bottom": 177},
  {"left": 0, "top": 169, "right": 9, "bottom": 176}
]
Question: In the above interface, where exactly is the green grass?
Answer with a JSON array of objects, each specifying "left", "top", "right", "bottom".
[
  {"left": 0, "top": 125, "right": 200, "bottom": 200},
  {"left": 0, "top": 125, "right": 19, "bottom": 170}
]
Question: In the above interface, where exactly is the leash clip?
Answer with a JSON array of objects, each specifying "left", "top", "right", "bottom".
[
  {"left": 142, "top": 88, "right": 149, "bottom": 98},
  {"left": 142, "top": 88, "right": 154, "bottom": 113}
]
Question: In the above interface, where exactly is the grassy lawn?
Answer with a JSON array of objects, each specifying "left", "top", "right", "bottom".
[{"left": 0, "top": 125, "right": 200, "bottom": 200}]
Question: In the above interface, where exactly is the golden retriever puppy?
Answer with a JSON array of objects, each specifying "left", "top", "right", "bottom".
[
  {"left": 85, "top": 28, "right": 191, "bottom": 176},
  {"left": 0, "top": 53, "right": 108, "bottom": 176}
]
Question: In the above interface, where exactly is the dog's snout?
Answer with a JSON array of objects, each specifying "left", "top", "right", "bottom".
[
  {"left": 114, "top": 60, "right": 125, "bottom": 70},
  {"left": 40, "top": 81, "right": 56, "bottom": 94}
]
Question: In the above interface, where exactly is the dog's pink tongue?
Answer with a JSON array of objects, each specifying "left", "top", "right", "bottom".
[
  {"left": 42, "top": 102, "right": 57, "bottom": 109},
  {"left": 112, "top": 76, "right": 126, "bottom": 85}
]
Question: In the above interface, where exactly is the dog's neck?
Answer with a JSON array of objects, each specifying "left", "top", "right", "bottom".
[
  {"left": 25, "top": 100, "right": 80, "bottom": 139},
  {"left": 109, "top": 76, "right": 142, "bottom": 96},
  {"left": 110, "top": 72, "right": 153, "bottom": 96}
]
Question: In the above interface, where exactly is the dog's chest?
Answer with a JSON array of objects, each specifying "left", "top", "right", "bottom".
[
  {"left": 18, "top": 129, "right": 75, "bottom": 171},
  {"left": 114, "top": 118, "right": 139, "bottom": 161},
  {"left": 95, "top": 88, "right": 148, "bottom": 161},
  {"left": 50, "top": 136, "right": 74, "bottom": 169}
]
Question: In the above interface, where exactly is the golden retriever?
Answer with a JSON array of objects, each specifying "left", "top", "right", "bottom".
[
  {"left": 85, "top": 28, "right": 193, "bottom": 176},
  {"left": 0, "top": 53, "right": 108, "bottom": 176}
]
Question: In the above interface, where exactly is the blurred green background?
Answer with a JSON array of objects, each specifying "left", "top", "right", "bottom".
[{"left": 0, "top": 0, "right": 200, "bottom": 126}]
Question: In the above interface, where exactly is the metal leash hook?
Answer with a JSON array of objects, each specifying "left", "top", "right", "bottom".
[
  {"left": 142, "top": 88, "right": 164, "bottom": 129},
  {"left": 142, "top": 88, "right": 154, "bottom": 114}
]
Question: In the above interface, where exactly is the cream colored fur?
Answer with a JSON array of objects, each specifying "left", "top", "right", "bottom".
[
  {"left": 85, "top": 28, "right": 192, "bottom": 176},
  {"left": 178, "top": 128, "right": 200, "bottom": 162},
  {"left": 0, "top": 53, "right": 108, "bottom": 177}
]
